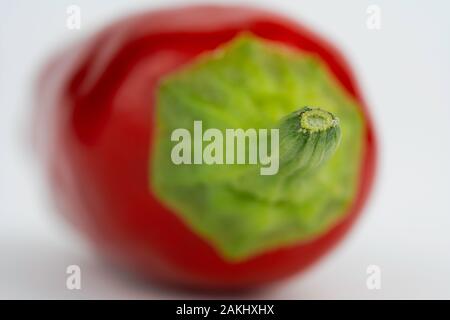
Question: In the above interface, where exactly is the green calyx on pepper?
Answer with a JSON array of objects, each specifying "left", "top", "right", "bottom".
[{"left": 151, "top": 33, "right": 364, "bottom": 261}]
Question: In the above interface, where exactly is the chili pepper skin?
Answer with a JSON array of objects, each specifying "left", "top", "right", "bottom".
[{"left": 35, "top": 5, "right": 376, "bottom": 289}]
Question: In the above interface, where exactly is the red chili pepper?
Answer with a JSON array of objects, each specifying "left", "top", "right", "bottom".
[{"left": 35, "top": 5, "right": 376, "bottom": 289}]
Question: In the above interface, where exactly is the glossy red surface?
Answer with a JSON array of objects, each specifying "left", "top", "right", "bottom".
[{"left": 35, "top": 5, "right": 377, "bottom": 289}]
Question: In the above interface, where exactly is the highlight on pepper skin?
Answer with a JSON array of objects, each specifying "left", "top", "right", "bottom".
[{"left": 3, "top": 0, "right": 450, "bottom": 300}]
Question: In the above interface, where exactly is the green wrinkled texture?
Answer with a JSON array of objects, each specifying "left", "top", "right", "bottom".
[{"left": 151, "top": 34, "right": 364, "bottom": 261}]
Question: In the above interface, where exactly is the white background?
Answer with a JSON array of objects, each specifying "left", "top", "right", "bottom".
[{"left": 1, "top": 0, "right": 450, "bottom": 299}]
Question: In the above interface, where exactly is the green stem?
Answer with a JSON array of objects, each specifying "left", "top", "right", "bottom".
[
  {"left": 231, "top": 107, "right": 341, "bottom": 201},
  {"left": 278, "top": 106, "right": 341, "bottom": 176}
]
